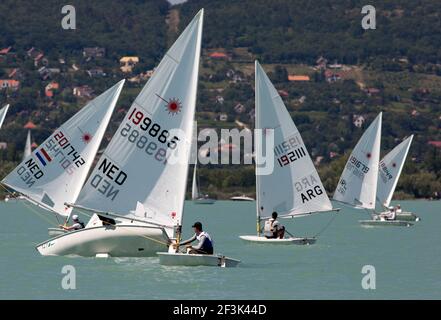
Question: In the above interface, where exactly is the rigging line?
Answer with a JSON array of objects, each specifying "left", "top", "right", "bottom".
[
  {"left": 0, "top": 183, "right": 62, "bottom": 225},
  {"left": 312, "top": 211, "right": 339, "bottom": 238},
  {"left": 74, "top": 207, "right": 169, "bottom": 247}
]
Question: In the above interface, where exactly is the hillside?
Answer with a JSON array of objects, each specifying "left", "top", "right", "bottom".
[{"left": 0, "top": 0, "right": 439, "bottom": 200}]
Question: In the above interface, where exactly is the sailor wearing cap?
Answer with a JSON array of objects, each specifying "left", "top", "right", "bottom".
[
  {"left": 60, "top": 214, "right": 85, "bottom": 231},
  {"left": 179, "top": 222, "right": 214, "bottom": 255}
]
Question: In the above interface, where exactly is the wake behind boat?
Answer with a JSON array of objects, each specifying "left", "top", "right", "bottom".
[{"left": 239, "top": 61, "right": 338, "bottom": 246}]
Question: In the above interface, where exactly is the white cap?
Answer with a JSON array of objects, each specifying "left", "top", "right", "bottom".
[{"left": 72, "top": 215, "right": 79, "bottom": 221}]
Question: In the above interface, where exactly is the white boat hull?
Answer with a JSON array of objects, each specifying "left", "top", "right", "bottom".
[
  {"left": 359, "top": 220, "right": 413, "bottom": 227},
  {"left": 396, "top": 212, "right": 420, "bottom": 222},
  {"left": 36, "top": 225, "right": 169, "bottom": 257},
  {"left": 193, "top": 198, "right": 216, "bottom": 205},
  {"left": 239, "top": 235, "right": 316, "bottom": 245},
  {"left": 47, "top": 228, "right": 67, "bottom": 237},
  {"left": 157, "top": 252, "right": 240, "bottom": 267},
  {"left": 230, "top": 196, "right": 254, "bottom": 202}
]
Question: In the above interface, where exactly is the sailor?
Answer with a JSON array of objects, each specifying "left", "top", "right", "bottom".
[
  {"left": 264, "top": 212, "right": 285, "bottom": 239},
  {"left": 60, "top": 215, "right": 85, "bottom": 231},
  {"left": 383, "top": 207, "right": 396, "bottom": 221},
  {"left": 395, "top": 204, "right": 402, "bottom": 213},
  {"left": 179, "top": 222, "right": 214, "bottom": 255}
]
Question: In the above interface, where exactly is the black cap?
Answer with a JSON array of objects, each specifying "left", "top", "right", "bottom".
[{"left": 192, "top": 222, "right": 202, "bottom": 230}]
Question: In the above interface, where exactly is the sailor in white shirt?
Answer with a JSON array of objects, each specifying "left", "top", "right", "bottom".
[
  {"left": 264, "top": 212, "right": 286, "bottom": 239},
  {"left": 179, "top": 222, "right": 214, "bottom": 254}
]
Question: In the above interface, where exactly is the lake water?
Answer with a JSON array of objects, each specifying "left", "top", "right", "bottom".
[{"left": 0, "top": 200, "right": 440, "bottom": 299}]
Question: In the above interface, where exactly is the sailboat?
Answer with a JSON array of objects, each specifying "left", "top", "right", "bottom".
[
  {"left": 11, "top": 130, "right": 34, "bottom": 202},
  {"left": 376, "top": 135, "right": 418, "bottom": 221},
  {"left": 192, "top": 164, "right": 215, "bottom": 204},
  {"left": 0, "top": 104, "right": 9, "bottom": 129},
  {"left": 333, "top": 113, "right": 412, "bottom": 227},
  {"left": 35, "top": 10, "right": 227, "bottom": 260},
  {"left": 23, "top": 130, "right": 32, "bottom": 159},
  {"left": 2, "top": 80, "right": 125, "bottom": 234},
  {"left": 239, "top": 61, "right": 338, "bottom": 245}
]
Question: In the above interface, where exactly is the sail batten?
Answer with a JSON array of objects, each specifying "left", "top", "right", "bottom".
[
  {"left": 2, "top": 80, "right": 125, "bottom": 217},
  {"left": 255, "top": 61, "right": 333, "bottom": 219},
  {"left": 333, "top": 113, "right": 382, "bottom": 209},
  {"left": 76, "top": 10, "right": 204, "bottom": 237}
]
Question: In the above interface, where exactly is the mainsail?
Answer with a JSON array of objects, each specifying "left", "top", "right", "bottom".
[
  {"left": 23, "top": 130, "right": 32, "bottom": 160},
  {"left": 0, "top": 104, "right": 10, "bottom": 129},
  {"left": 2, "top": 80, "right": 125, "bottom": 217},
  {"left": 255, "top": 61, "right": 333, "bottom": 218},
  {"left": 377, "top": 135, "right": 413, "bottom": 208},
  {"left": 191, "top": 164, "right": 199, "bottom": 200},
  {"left": 333, "top": 113, "right": 382, "bottom": 209},
  {"left": 76, "top": 10, "right": 204, "bottom": 237}
]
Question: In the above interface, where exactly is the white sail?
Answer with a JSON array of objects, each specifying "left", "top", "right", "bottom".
[
  {"left": 377, "top": 135, "right": 413, "bottom": 208},
  {"left": 76, "top": 10, "right": 204, "bottom": 237},
  {"left": 0, "top": 104, "right": 10, "bottom": 129},
  {"left": 333, "top": 113, "right": 382, "bottom": 209},
  {"left": 2, "top": 80, "right": 125, "bottom": 217},
  {"left": 191, "top": 164, "right": 199, "bottom": 200},
  {"left": 23, "top": 130, "right": 32, "bottom": 160},
  {"left": 255, "top": 61, "right": 333, "bottom": 218}
]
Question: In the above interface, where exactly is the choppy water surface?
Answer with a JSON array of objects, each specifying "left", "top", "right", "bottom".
[{"left": 0, "top": 200, "right": 439, "bottom": 299}]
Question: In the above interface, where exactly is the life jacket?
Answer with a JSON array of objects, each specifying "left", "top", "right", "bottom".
[
  {"left": 197, "top": 231, "right": 213, "bottom": 252},
  {"left": 78, "top": 221, "right": 85, "bottom": 228}
]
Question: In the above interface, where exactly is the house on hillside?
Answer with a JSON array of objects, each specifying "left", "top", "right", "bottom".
[
  {"left": 73, "top": 85, "right": 94, "bottom": 98},
  {"left": 0, "top": 79, "right": 20, "bottom": 91},
  {"left": 0, "top": 142, "right": 7, "bottom": 150},
  {"left": 219, "top": 113, "right": 228, "bottom": 122},
  {"left": 234, "top": 103, "right": 246, "bottom": 114},
  {"left": 316, "top": 56, "right": 328, "bottom": 70},
  {"left": 45, "top": 82, "right": 59, "bottom": 98},
  {"left": 38, "top": 67, "right": 60, "bottom": 80},
  {"left": 8, "top": 68, "right": 25, "bottom": 80},
  {"left": 428, "top": 141, "right": 441, "bottom": 149},
  {"left": 0, "top": 47, "right": 12, "bottom": 55},
  {"left": 288, "top": 75, "right": 310, "bottom": 81},
  {"left": 278, "top": 90, "right": 289, "bottom": 97},
  {"left": 364, "top": 87, "right": 381, "bottom": 96},
  {"left": 209, "top": 52, "right": 229, "bottom": 60},
  {"left": 353, "top": 115, "right": 366, "bottom": 128},
  {"left": 215, "top": 95, "right": 224, "bottom": 105},
  {"left": 83, "top": 47, "right": 106, "bottom": 58},
  {"left": 24, "top": 121, "right": 37, "bottom": 129},
  {"left": 120, "top": 56, "right": 139, "bottom": 73},
  {"left": 87, "top": 68, "right": 106, "bottom": 78}
]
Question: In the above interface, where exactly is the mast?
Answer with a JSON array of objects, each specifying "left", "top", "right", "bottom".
[{"left": 0, "top": 104, "right": 10, "bottom": 129}]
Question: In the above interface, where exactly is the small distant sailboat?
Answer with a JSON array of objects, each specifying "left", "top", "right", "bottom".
[
  {"left": 0, "top": 104, "right": 9, "bottom": 129},
  {"left": 333, "top": 113, "right": 412, "bottom": 227},
  {"left": 191, "top": 164, "right": 215, "bottom": 204},
  {"left": 23, "top": 130, "right": 32, "bottom": 160},
  {"left": 376, "top": 135, "right": 418, "bottom": 221},
  {"left": 2, "top": 80, "right": 125, "bottom": 234},
  {"left": 240, "top": 61, "right": 338, "bottom": 245}
]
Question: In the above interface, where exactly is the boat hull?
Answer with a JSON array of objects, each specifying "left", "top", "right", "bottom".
[
  {"left": 396, "top": 212, "right": 420, "bottom": 221},
  {"left": 157, "top": 252, "right": 240, "bottom": 267},
  {"left": 36, "top": 225, "right": 168, "bottom": 257},
  {"left": 359, "top": 220, "right": 413, "bottom": 227},
  {"left": 239, "top": 235, "right": 316, "bottom": 245},
  {"left": 229, "top": 196, "right": 254, "bottom": 202},
  {"left": 193, "top": 198, "right": 216, "bottom": 205},
  {"left": 47, "top": 228, "right": 67, "bottom": 237}
]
